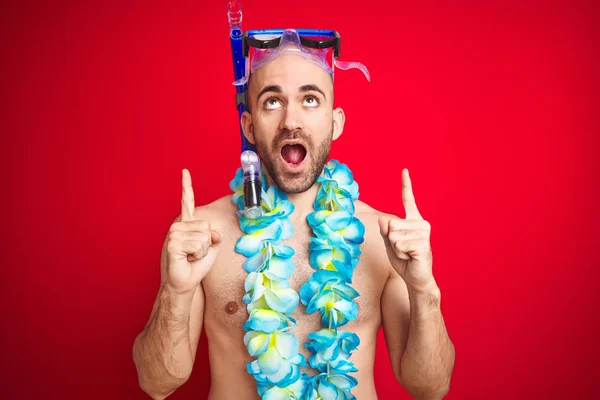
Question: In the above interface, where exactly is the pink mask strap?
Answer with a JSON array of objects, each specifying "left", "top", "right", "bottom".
[{"left": 333, "top": 59, "right": 371, "bottom": 82}]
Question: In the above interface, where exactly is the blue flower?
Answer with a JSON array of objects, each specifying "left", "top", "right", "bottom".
[
  {"left": 308, "top": 244, "right": 357, "bottom": 283},
  {"left": 305, "top": 373, "right": 358, "bottom": 400},
  {"left": 307, "top": 210, "right": 365, "bottom": 246},
  {"left": 235, "top": 219, "right": 284, "bottom": 257},
  {"left": 312, "top": 161, "right": 360, "bottom": 213},
  {"left": 305, "top": 328, "right": 360, "bottom": 373},
  {"left": 321, "top": 160, "right": 359, "bottom": 200},
  {"left": 243, "top": 271, "right": 300, "bottom": 314},
  {"left": 257, "top": 373, "right": 310, "bottom": 399},
  {"left": 243, "top": 243, "right": 295, "bottom": 281},
  {"left": 299, "top": 271, "right": 359, "bottom": 328},
  {"left": 243, "top": 309, "right": 296, "bottom": 334},
  {"left": 247, "top": 351, "right": 306, "bottom": 387},
  {"left": 314, "top": 183, "right": 356, "bottom": 214}
]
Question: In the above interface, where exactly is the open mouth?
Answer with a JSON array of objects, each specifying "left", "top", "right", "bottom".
[{"left": 281, "top": 143, "right": 307, "bottom": 167}]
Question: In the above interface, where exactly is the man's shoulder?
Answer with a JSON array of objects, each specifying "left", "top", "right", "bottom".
[
  {"left": 200, "top": 194, "right": 236, "bottom": 211},
  {"left": 354, "top": 200, "right": 395, "bottom": 222},
  {"left": 354, "top": 201, "right": 395, "bottom": 279},
  {"left": 193, "top": 194, "right": 237, "bottom": 225},
  {"left": 354, "top": 200, "right": 391, "bottom": 243}
]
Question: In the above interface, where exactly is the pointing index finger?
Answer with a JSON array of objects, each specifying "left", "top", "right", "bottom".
[
  {"left": 181, "top": 169, "right": 195, "bottom": 221},
  {"left": 402, "top": 168, "right": 422, "bottom": 220}
]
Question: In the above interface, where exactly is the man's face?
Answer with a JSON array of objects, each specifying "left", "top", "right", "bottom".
[{"left": 242, "top": 52, "right": 344, "bottom": 194}]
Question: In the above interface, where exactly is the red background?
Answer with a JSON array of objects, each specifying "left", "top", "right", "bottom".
[{"left": 1, "top": 0, "right": 599, "bottom": 398}]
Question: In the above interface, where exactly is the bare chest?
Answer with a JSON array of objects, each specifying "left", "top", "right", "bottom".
[{"left": 202, "top": 224, "right": 386, "bottom": 334}]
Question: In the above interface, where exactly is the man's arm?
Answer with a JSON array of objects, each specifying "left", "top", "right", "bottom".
[
  {"left": 378, "top": 169, "right": 455, "bottom": 398},
  {"left": 132, "top": 214, "right": 206, "bottom": 400},
  {"left": 381, "top": 271, "right": 455, "bottom": 399}
]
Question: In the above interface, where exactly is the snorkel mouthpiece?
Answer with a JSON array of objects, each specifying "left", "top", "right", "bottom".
[{"left": 241, "top": 150, "right": 262, "bottom": 219}]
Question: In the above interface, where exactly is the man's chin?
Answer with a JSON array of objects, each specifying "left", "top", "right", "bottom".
[
  {"left": 280, "top": 183, "right": 313, "bottom": 194},
  {"left": 273, "top": 171, "right": 313, "bottom": 194},
  {"left": 267, "top": 164, "right": 314, "bottom": 193}
]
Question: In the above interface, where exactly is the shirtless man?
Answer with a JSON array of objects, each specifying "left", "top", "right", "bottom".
[{"left": 132, "top": 46, "right": 455, "bottom": 400}]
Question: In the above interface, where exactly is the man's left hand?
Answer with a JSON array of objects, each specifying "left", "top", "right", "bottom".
[{"left": 378, "top": 168, "right": 435, "bottom": 293}]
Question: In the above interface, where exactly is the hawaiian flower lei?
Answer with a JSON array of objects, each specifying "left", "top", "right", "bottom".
[{"left": 229, "top": 160, "right": 365, "bottom": 400}]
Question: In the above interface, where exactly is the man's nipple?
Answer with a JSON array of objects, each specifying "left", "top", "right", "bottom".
[{"left": 225, "top": 301, "right": 239, "bottom": 314}]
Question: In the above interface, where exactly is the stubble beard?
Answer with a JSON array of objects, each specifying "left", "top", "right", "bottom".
[{"left": 256, "top": 126, "right": 333, "bottom": 194}]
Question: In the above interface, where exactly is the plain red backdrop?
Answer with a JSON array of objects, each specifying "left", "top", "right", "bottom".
[{"left": 1, "top": 0, "right": 599, "bottom": 398}]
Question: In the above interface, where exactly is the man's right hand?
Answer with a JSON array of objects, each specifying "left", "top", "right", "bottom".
[{"left": 165, "top": 168, "right": 222, "bottom": 295}]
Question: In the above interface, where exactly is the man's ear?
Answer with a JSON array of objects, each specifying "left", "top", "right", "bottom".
[
  {"left": 241, "top": 111, "right": 255, "bottom": 145},
  {"left": 332, "top": 107, "right": 345, "bottom": 141}
]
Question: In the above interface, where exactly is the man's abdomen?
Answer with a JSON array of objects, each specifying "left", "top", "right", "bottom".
[{"left": 204, "top": 317, "right": 380, "bottom": 400}]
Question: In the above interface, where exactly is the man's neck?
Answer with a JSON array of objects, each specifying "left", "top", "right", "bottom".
[
  {"left": 285, "top": 184, "right": 319, "bottom": 221},
  {"left": 262, "top": 169, "right": 319, "bottom": 221}
]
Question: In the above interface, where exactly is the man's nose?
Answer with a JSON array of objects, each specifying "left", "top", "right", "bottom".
[{"left": 279, "top": 102, "right": 303, "bottom": 132}]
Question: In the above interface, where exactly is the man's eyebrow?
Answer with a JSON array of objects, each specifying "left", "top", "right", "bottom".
[
  {"left": 256, "top": 85, "right": 282, "bottom": 102},
  {"left": 299, "top": 84, "right": 326, "bottom": 100}
]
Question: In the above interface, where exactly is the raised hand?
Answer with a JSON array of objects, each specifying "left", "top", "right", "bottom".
[
  {"left": 165, "top": 169, "right": 223, "bottom": 294},
  {"left": 378, "top": 169, "right": 435, "bottom": 293}
]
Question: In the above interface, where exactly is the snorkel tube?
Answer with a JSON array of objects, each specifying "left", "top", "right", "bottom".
[
  {"left": 228, "top": 1, "right": 262, "bottom": 219},
  {"left": 227, "top": 0, "right": 254, "bottom": 153}
]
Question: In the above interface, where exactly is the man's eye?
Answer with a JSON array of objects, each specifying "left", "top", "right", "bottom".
[
  {"left": 304, "top": 96, "right": 320, "bottom": 107},
  {"left": 265, "top": 97, "right": 281, "bottom": 109}
]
